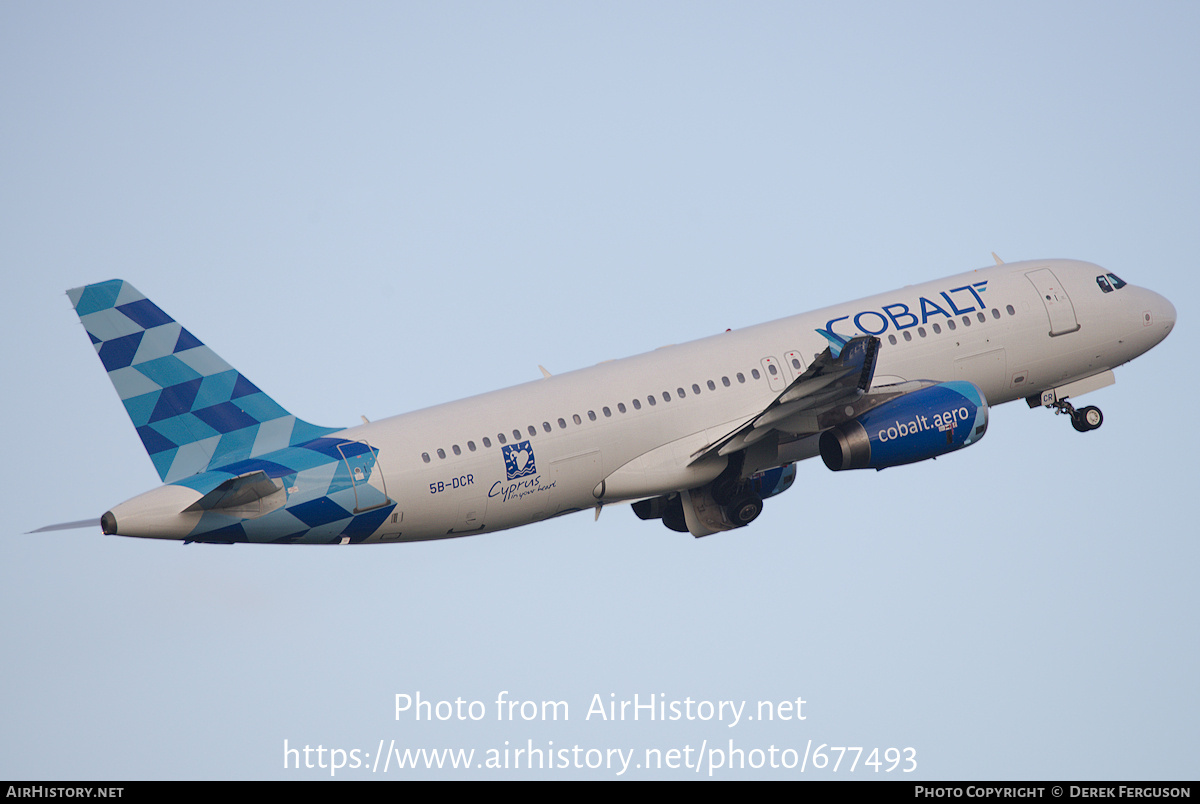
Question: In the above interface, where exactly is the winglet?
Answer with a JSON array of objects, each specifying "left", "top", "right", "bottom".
[{"left": 815, "top": 328, "right": 849, "bottom": 359}]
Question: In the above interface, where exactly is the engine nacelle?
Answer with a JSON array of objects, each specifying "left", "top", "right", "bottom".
[{"left": 819, "top": 381, "right": 988, "bottom": 471}]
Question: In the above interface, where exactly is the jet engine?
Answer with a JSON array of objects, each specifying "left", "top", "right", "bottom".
[{"left": 819, "top": 381, "right": 988, "bottom": 471}]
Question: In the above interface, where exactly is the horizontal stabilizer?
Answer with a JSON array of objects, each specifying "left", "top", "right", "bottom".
[{"left": 183, "top": 471, "right": 283, "bottom": 513}]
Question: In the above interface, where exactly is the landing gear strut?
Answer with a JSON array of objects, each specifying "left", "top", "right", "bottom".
[
  {"left": 708, "top": 453, "right": 762, "bottom": 527},
  {"left": 1050, "top": 398, "right": 1103, "bottom": 432}
]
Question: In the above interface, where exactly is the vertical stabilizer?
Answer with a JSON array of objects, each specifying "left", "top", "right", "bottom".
[{"left": 68, "top": 280, "right": 337, "bottom": 482}]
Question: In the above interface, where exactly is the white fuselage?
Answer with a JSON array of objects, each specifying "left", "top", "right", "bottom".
[{"left": 325, "top": 259, "right": 1173, "bottom": 542}]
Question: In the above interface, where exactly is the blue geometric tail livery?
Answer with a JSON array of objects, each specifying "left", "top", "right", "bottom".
[{"left": 68, "top": 280, "right": 337, "bottom": 483}]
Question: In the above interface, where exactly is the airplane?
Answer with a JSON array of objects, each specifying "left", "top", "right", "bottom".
[{"left": 45, "top": 257, "right": 1174, "bottom": 543}]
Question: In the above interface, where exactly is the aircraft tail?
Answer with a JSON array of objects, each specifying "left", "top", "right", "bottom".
[{"left": 68, "top": 280, "right": 337, "bottom": 483}]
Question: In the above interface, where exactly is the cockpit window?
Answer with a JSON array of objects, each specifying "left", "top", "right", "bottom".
[
  {"left": 1108, "top": 272, "right": 1127, "bottom": 289},
  {"left": 1097, "top": 273, "right": 1128, "bottom": 293},
  {"left": 1097, "top": 275, "right": 1113, "bottom": 293}
]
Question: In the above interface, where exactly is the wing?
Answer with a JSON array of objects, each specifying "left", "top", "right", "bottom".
[{"left": 690, "top": 333, "right": 881, "bottom": 463}]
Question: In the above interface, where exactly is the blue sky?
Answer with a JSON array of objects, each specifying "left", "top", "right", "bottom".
[{"left": 2, "top": 2, "right": 1196, "bottom": 779}]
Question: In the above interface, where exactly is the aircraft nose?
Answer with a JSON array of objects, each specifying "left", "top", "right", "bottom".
[
  {"left": 1159, "top": 294, "right": 1177, "bottom": 331},
  {"left": 1139, "top": 289, "right": 1175, "bottom": 346},
  {"left": 1146, "top": 290, "right": 1175, "bottom": 331}
]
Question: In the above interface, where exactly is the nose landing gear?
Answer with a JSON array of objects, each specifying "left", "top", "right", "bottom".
[{"left": 1049, "top": 397, "right": 1103, "bottom": 432}]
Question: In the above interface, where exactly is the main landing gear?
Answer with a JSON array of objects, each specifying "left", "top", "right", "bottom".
[
  {"left": 635, "top": 485, "right": 765, "bottom": 534},
  {"left": 711, "top": 475, "right": 763, "bottom": 528},
  {"left": 1051, "top": 398, "right": 1104, "bottom": 432},
  {"left": 710, "top": 454, "right": 764, "bottom": 528}
]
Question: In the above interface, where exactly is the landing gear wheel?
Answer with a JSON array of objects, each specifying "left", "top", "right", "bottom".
[
  {"left": 725, "top": 493, "right": 763, "bottom": 528},
  {"left": 1071, "top": 405, "right": 1103, "bottom": 432},
  {"left": 1051, "top": 397, "right": 1103, "bottom": 433}
]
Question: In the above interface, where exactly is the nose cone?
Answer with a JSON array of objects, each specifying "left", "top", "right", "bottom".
[
  {"left": 1144, "top": 289, "right": 1176, "bottom": 346},
  {"left": 1158, "top": 293, "right": 1177, "bottom": 332}
]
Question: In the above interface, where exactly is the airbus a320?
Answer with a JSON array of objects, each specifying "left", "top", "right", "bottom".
[{"left": 47, "top": 257, "right": 1174, "bottom": 543}]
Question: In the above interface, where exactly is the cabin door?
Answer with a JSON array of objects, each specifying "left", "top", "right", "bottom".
[
  {"left": 1025, "top": 268, "right": 1080, "bottom": 336},
  {"left": 336, "top": 440, "right": 391, "bottom": 513}
]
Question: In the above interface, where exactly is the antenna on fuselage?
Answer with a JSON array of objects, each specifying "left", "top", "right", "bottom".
[{"left": 992, "top": 252, "right": 1004, "bottom": 265}]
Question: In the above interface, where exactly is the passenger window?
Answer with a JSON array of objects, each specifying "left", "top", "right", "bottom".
[
  {"left": 422, "top": 452, "right": 431, "bottom": 463},
  {"left": 888, "top": 334, "right": 897, "bottom": 345},
  {"left": 991, "top": 308, "right": 1000, "bottom": 319},
  {"left": 483, "top": 437, "right": 492, "bottom": 448},
  {"left": 693, "top": 384, "right": 701, "bottom": 395},
  {"left": 618, "top": 402, "right": 627, "bottom": 413},
  {"left": 723, "top": 376, "right": 731, "bottom": 387},
  {"left": 737, "top": 373, "right": 745, "bottom": 383},
  {"left": 437, "top": 448, "right": 446, "bottom": 459},
  {"left": 573, "top": 414, "right": 582, "bottom": 424},
  {"left": 903, "top": 331, "right": 912, "bottom": 341},
  {"left": 587, "top": 410, "right": 596, "bottom": 421},
  {"left": 603, "top": 406, "right": 611, "bottom": 417},
  {"left": 497, "top": 433, "right": 506, "bottom": 445},
  {"left": 707, "top": 380, "right": 716, "bottom": 391},
  {"left": 452, "top": 445, "right": 461, "bottom": 456},
  {"left": 647, "top": 396, "right": 656, "bottom": 407},
  {"left": 947, "top": 319, "right": 956, "bottom": 331},
  {"left": 932, "top": 323, "right": 941, "bottom": 334},
  {"left": 542, "top": 422, "right": 551, "bottom": 433},
  {"left": 468, "top": 441, "right": 477, "bottom": 452},
  {"left": 558, "top": 418, "right": 566, "bottom": 429},
  {"left": 633, "top": 398, "right": 642, "bottom": 410}
]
